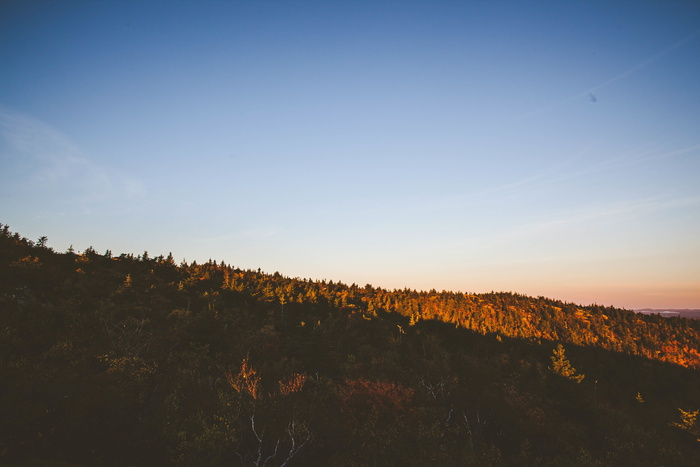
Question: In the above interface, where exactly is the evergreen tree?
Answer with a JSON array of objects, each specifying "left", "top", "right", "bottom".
[{"left": 549, "top": 344, "right": 585, "bottom": 383}]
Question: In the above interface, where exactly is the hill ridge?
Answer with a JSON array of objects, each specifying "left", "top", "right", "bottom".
[{"left": 1, "top": 223, "right": 699, "bottom": 465}]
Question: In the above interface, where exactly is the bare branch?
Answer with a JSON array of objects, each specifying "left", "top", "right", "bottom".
[
  {"left": 279, "top": 421, "right": 310, "bottom": 467},
  {"left": 251, "top": 415, "right": 264, "bottom": 443},
  {"left": 261, "top": 439, "right": 279, "bottom": 467}
]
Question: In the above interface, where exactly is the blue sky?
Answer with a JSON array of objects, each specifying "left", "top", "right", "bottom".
[{"left": 2, "top": 0, "right": 699, "bottom": 309}]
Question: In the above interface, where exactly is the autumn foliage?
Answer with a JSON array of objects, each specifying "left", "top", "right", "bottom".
[{"left": 1, "top": 223, "right": 699, "bottom": 466}]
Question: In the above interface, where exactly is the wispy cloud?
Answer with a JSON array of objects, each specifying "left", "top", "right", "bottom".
[
  {"left": 451, "top": 194, "right": 700, "bottom": 255},
  {"left": 585, "top": 30, "right": 700, "bottom": 96},
  {"left": 521, "top": 30, "right": 700, "bottom": 118},
  {"left": 638, "top": 142, "right": 700, "bottom": 163},
  {"left": 0, "top": 107, "right": 146, "bottom": 210},
  {"left": 461, "top": 138, "right": 698, "bottom": 206}
]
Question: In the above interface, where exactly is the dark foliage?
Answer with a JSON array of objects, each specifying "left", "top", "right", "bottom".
[{"left": 0, "top": 224, "right": 698, "bottom": 466}]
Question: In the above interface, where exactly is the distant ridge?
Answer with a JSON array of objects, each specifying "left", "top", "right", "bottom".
[{"left": 636, "top": 309, "right": 700, "bottom": 319}]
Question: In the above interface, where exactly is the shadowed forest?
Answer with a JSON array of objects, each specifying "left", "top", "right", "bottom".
[{"left": 1, "top": 224, "right": 699, "bottom": 466}]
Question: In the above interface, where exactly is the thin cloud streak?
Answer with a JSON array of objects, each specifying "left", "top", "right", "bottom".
[
  {"left": 521, "top": 30, "right": 700, "bottom": 118},
  {"left": 464, "top": 139, "right": 696, "bottom": 210},
  {"left": 0, "top": 108, "right": 146, "bottom": 207},
  {"left": 639, "top": 143, "right": 700, "bottom": 163},
  {"left": 530, "top": 140, "right": 696, "bottom": 190},
  {"left": 586, "top": 30, "right": 700, "bottom": 95},
  {"left": 447, "top": 195, "right": 700, "bottom": 253}
]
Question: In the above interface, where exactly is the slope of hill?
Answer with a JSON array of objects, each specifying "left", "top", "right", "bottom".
[{"left": 1, "top": 224, "right": 699, "bottom": 466}]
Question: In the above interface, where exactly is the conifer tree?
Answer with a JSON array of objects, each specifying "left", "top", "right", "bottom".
[{"left": 549, "top": 344, "right": 585, "bottom": 383}]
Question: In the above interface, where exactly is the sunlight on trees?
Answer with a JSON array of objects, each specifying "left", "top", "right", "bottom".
[
  {"left": 227, "top": 356, "right": 261, "bottom": 400},
  {"left": 2, "top": 223, "right": 700, "bottom": 465},
  {"left": 549, "top": 344, "right": 585, "bottom": 383},
  {"left": 673, "top": 408, "right": 699, "bottom": 441},
  {"left": 279, "top": 373, "right": 306, "bottom": 396}
]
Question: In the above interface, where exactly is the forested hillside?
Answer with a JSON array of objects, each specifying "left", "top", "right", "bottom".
[{"left": 1, "top": 224, "right": 699, "bottom": 466}]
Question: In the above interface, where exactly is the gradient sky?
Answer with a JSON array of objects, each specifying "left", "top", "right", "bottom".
[{"left": 1, "top": 0, "right": 699, "bottom": 309}]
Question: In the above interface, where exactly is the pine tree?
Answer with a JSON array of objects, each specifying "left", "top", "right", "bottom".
[{"left": 549, "top": 344, "right": 585, "bottom": 383}]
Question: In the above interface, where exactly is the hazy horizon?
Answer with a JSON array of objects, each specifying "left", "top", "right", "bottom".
[{"left": 2, "top": 1, "right": 699, "bottom": 310}]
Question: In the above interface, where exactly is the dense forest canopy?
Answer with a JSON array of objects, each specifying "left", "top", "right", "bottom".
[{"left": 1, "top": 223, "right": 698, "bottom": 466}]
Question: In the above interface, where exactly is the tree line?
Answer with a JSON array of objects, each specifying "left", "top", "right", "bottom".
[{"left": 1, "top": 223, "right": 698, "bottom": 466}]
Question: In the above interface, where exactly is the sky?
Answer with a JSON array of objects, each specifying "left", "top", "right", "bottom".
[{"left": 1, "top": 0, "right": 699, "bottom": 309}]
